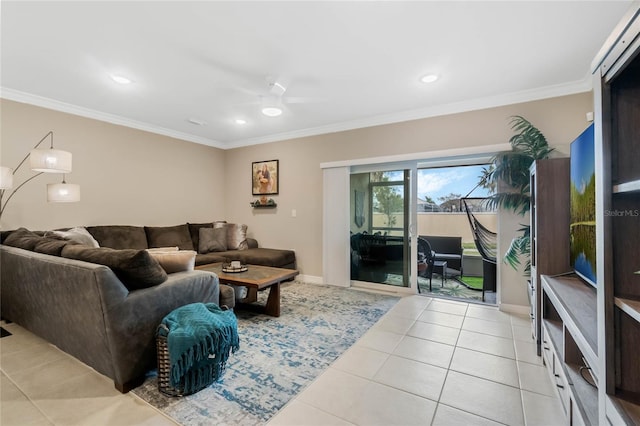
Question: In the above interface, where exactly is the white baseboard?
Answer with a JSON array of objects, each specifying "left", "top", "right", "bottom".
[
  {"left": 499, "top": 303, "right": 530, "bottom": 316},
  {"left": 297, "top": 274, "right": 324, "bottom": 285}
]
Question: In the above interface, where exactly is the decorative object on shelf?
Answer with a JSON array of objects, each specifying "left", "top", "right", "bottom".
[
  {"left": 221, "top": 262, "right": 248, "bottom": 273},
  {"left": 0, "top": 131, "right": 80, "bottom": 221},
  {"left": 252, "top": 159, "right": 279, "bottom": 196},
  {"left": 250, "top": 197, "right": 277, "bottom": 208},
  {"left": 479, "top": 116, "right": 554, "bottom": 274}
]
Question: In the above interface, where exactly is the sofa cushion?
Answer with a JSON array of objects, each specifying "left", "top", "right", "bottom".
[
  {"left": 198, "top": 227, "right": 227, "bottom": 253},
  {"left": 87, "top": 225, "right": 148, "bottom": 250},
  {"left": 3, "top": 227, "right": 43, "bottom": 250},
  {"left": 147, "top": 249, "right": 196, "bottom": 274},
  {"left": 61, "top": 245, "right": 168, "bottom": 290},
  {"left": 194, "top": 252, "right": 229, "bottom": 266},
  {"left": 188, "top": 222, "right": 213, "bottom": 251},
  {"left": 214, "top": 222, "right": 248, "bottom": 250},
  {"left": 50, "top": 227, "right": 100, "bottom": 248},
  {"left": 216, "top": 248, "right": 296, "bottom": 268},
  {"left": 34, "top": 237, "right": 77, "bottom": 256},
  {"left": 145, "top": 224, "right": 194, "bottom": 251}
]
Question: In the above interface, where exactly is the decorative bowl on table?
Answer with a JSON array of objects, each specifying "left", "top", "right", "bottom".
[{"left": 222, "top": 262, "right": 248, "bottom": 273}]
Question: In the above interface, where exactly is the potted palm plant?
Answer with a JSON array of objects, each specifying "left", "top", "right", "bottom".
[{"left": 480, "top": 115, "right": 554, "bottom": 274}]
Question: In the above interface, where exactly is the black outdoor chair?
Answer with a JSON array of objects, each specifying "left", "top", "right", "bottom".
[{"left": 417, "top": 237, "right": 448, "bottom": 293}]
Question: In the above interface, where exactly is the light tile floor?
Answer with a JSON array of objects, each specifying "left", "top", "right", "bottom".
[
  {"left": 268, "top": 295, "right": 566, "bottom": 426},
  {"left": 1, "top": 295, "right": 565, "bottom": 425}
]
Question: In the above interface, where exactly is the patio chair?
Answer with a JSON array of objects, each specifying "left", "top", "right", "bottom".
[{"left": 417, "top": 237, "right": 447, "bottom": 293}]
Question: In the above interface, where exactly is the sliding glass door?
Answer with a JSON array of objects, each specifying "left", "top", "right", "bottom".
[{"left": 350, "top": 168, "right": 415, "bottom": 289}]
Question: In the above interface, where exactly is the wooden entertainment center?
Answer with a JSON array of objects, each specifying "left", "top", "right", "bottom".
[{"left": 533, "top": 3, "right": 640, "bottom": 424}]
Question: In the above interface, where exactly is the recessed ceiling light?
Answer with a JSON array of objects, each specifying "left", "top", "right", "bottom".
[
  {"left": 261, "top": 106, "right": 283, "bottom": 117},
  {"left": 110, "top": 74, "right": 132, "bottom": 84},
  {"left": 420, "top": 74, "right": 439, "bottom": 83},
  {"left": 235, "top": 118, "right": 247, "bottom": 125}
]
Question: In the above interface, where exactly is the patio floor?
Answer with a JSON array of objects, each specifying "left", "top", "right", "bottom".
[{"left": 383, "top": 273, "right": 496, "bottom": 305}]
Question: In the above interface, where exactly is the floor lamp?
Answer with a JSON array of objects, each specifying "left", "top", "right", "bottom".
[{"left": 0, "top": 131, "right": 80, "bottom": 222}]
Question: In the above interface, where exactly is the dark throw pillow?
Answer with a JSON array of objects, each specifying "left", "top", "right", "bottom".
[
  {"left": 34, "top": 237, "right": 77, "bottom": 256},
  {"left": 145, "top": 224, "right": 194, "bottom": 251},
  {"left": 86, "top": 225, "right": 148, "bottom": 250},
  {"left": 198, "top": 227, "right": 228, "bottom": 253},
  {"left": 3, "top": 228, "right": 43, "bottom": 251},
  {"left": 61, "top": 245, "right": 168, "bottom": 290}
]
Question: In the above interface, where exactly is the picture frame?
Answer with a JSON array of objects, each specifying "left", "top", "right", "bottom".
[{"left": 252, "top": 160, "right": 279, "bottom": 195}]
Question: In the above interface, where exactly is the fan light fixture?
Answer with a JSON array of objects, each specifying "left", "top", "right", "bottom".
[
  {"left": 110, "top": 74, "right": 132, "bottom": 84},
  {"left": 420, "top": 74, "right": 439, "bottom": 83},
  {"left": 261, "top": 106, "right": 283, "bottom": 117}
]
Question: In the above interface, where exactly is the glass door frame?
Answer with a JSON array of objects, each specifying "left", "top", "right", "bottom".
[{"left": 350, "top": 161, "right": 419, "bottom": 294}]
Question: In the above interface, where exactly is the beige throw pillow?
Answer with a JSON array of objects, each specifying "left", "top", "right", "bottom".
[
  {"left": 146, "top": 249, "right": 196, "bottom": 274},
  {"left": 51, "top": 227, "right": 100, "bottom": 248},
  {"left": 199, "top": 227, "right": 227, "bottom": 253},
  {"left": 214, "top": 222, "right": 248, "bottom": 250}
]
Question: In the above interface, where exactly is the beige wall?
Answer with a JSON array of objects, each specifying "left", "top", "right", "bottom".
[
  {"left": 2, "top": 92, "right": 593, "bottom": 308},
  {"left": 225, "top": 92, "right": 593, "bottom": 307},
  {"left": 1, "top": 99, "right": 226, "bottom": 230}
]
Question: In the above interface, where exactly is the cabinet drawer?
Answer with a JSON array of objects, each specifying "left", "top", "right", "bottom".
[
  {"left": 553, "top": 353, "right": 570, "bottom": 410},
  {"left": 542, "top": 330, "right": 569, "bottom": 414}
]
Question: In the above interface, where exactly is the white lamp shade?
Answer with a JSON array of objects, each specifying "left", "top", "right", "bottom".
[
  {"left": 0, "top": 166, "right": 13, "bottom": 190},
  {"left": 47, "top": 183, "right": 80, "bottom": 203},
  {"left": 30, "top": 149, "right": 72, "bottom": 173}
]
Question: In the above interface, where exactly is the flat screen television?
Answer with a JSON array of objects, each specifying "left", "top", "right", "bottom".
[{"left": 569, "top": 123, "right": 597, "bottom": 287}]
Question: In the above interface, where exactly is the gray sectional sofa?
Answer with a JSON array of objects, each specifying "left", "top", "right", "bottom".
[{"left": 0, "top": 222, "right": 296, "bottom": 393}]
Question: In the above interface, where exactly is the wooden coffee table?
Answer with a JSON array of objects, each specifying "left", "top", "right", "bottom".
[{"left": 196, "top": 263, "right": 298, "bottom": 317}]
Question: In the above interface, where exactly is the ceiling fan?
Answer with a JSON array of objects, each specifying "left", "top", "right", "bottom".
[{"left": 255, "top": 75, "right": 319, "bottom": 117}]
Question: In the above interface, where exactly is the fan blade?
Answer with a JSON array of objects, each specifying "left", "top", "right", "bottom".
[{"left": 284, "top": 96, "right": 326, "bottom": 104}]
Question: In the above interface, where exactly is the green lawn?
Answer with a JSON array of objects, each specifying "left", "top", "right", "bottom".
[{"left": 460, "top": 275, "right": 483, "bottom": 290}]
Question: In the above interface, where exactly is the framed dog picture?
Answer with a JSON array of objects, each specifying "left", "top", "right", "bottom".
[{"left": 252, "top": 160, "right": 279, "bottom": 195}]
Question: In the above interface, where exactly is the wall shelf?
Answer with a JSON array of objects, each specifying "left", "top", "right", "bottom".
[{"left": 250, "top": 199, "right": 277, "bottom": 208}]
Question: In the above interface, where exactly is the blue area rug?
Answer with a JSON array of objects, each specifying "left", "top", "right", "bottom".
[{"left": 132, "top": 281, "right": 399, "bottom": 425}]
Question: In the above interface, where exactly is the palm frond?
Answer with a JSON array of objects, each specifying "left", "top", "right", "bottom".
[
  {"left": 489, "top": 151, "right": 535, "bottom": 192},
  {"left": 508, "top": 116, "right": 554, "bottom": 159},
  {"left": 483, "top": 192, "right": 531, "bottom": 215},
  {"left": 481, "top": 116, "right": 553, "bottom": 273}
]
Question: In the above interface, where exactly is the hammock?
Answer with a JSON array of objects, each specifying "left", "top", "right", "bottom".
[{"left": 462, "top": 199, "right": 497, "bottom": 264}]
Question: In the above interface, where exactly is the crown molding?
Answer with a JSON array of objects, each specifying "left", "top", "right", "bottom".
[
  {"left": 0, "top": 88, "right": 224, "bottom": 149},
  {"left": 226, "top": 76, "right": 593, "bottom": 149},
  {"left": 2, "top": 76, "right": 592, "bottom": 151}
]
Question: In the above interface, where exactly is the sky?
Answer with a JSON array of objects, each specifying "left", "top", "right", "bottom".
[{"left": 418, "top": 164, "right": 491, "bottom": 203}]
